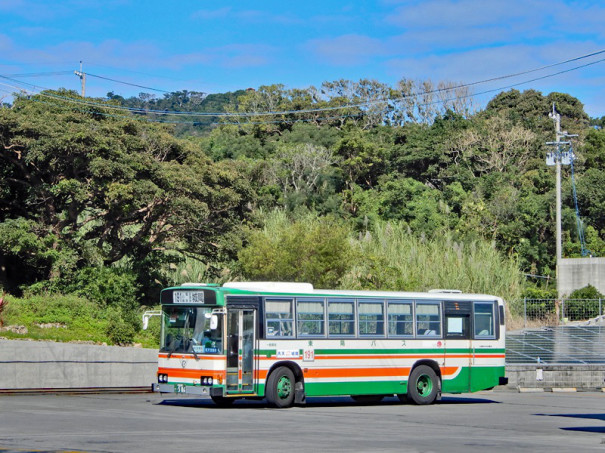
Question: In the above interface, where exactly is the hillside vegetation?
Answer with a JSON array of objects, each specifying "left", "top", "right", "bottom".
[{"left": 1, "top": 81, "right": 604, "bottom": 344}]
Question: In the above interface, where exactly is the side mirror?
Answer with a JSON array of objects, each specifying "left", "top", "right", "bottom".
[{"left": 142, "top": 310, "right": 161, "bottom": 330}]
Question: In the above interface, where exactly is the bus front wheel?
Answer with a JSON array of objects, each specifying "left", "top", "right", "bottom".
[
  {"left": 407, "top": 365, "right": 439, "bottom": 405},
  {"left": 266, "top": 366, "right": 295, "bottom": 408}
]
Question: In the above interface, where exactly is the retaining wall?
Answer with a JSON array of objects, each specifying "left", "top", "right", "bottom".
[
  {"left": 505, "top": 364, "right": 605, "bottom": 392},
  {"left": 0, "top": 339, "right": 157, "bottom": 390}
]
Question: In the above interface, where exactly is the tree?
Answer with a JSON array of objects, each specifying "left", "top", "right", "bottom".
[
  {"left": 238, "top": 212, "right": 354, "bottom": 288},
  {"left": 0, "top": 90, "right": 253, "bottom": 294}
]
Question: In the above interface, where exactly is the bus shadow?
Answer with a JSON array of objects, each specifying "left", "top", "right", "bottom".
[
  {"left": 437, "top": 396, "right": 500, "bottom": 405},
  {"left": 158, "top": 394, "right": 498, "bottom": 409},
  {"left": 534, "top": 413, "right": 605, "bottom": 434}
]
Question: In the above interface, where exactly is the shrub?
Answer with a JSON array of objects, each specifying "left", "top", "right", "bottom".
[{"left": 105, "top": 307, "right": 136, "bottom": 345}]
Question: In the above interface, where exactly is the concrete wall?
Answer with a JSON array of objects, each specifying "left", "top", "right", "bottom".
[
  {"left": 558, "top": 257, "right": 605, "bottom": 298},
  {"left": 0, "top": 339, "right": 157, "bottom": 390},
  {"left": 505, "top": 364, "right": 605, "bottom": 391}
]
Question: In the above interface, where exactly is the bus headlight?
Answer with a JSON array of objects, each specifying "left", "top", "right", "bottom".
[
  {"left": 200, "top": 376, "right": 213, "bottom": 385},
  {"left": 158, "top": 374, "right": 168, "bottom": 383}
]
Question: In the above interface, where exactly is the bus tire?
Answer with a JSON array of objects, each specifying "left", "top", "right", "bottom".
[
  {"left": 211, "top": 395, "right": 235, "bottom": 407},
  {"left": 351, "top": 395, "right": 384, "bottom": 404},
  {"left": 266, "top": 366, "right": 295, "bottom": 408},
  {"left": 407, "top": 365, "right": 439, "bottom": 405}
]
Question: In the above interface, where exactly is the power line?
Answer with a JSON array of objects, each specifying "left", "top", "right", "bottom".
[
  {"left": 27, "top": 53, "right": 605, "bottom": 119},
  {"left": 0, "top": 71, "right": 73, "bottom": 78},
  {"left": 85, "top": 72, "right": 174, "bottom": 94},
  {"left": 1, "top": 49, "right": 604, "bottom": 124}
]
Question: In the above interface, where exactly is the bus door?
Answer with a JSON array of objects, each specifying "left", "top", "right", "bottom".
[
  {"left": 226, "top": 308, "right": 256, "bottom": 395},
  {"left": 444, "top": 301, "right": 472, "bottom": 392}
]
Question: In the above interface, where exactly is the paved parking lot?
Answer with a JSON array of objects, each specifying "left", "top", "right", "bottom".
[{"left": 0, "top": 391, "right": 603, "bottom": 452}]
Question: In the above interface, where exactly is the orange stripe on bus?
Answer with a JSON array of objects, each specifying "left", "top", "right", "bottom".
[
  {"left": 159, "top": 368, "right": 226, "bottom": 379},
  {"left": 158, "top": 354, "right": 226, "bottom": 360}
]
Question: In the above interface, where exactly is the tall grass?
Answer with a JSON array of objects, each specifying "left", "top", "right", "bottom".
[
  {"left": 340, "top": 221, "right": 523, "bottom": 308},
  {"left": 163, "top": 255, "right": 235, "bottom": 286}
]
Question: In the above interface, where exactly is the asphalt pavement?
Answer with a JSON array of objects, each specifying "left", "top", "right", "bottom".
[{"left": 0, "top": 391, "right": 603, "bottom": 452}]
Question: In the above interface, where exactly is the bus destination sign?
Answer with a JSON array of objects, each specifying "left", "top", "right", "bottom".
[{"left": 173, "top": 290, "right": 205, "bottom": 304}]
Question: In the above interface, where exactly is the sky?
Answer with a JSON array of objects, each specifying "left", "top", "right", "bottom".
[{"left": 1, "top": 0, "right": 605, "bottom": 117}]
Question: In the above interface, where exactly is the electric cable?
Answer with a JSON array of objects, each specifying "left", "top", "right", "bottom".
[{"left": 1, "top": 49, "right": 604, "bottom": 125}]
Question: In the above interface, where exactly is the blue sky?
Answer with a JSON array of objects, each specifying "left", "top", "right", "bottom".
[{"left": 1, "top": 0, "right": 605, "bottom": 116}]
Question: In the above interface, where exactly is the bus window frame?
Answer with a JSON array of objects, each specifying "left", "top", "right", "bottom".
[
  {"left": 263, "top": 297, "right": 295, "bottom": 339},
  {"left": 387, "top": 299, "right": 415, "bottom": 338},
  {"left": 327, "top": 298, "right": 356, "bottom": 338},
  {"left": 473, "top": 301, "right": 497, "bottom": 340},
  {"left": 357, "top": 298, "right": 386, "bottom": 338},
  {"left": 296, "top": 297, "right": 327, "bottom": 338},
  {"left": 415, "top": 301, "right": 442, "bottom": 338}
]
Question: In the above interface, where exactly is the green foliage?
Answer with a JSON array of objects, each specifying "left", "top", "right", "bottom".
[
  {"left": 521, "top": 285, "right": 558, "bottom": 300},
  {"left": 340, "top": 222, "right": 523, "bottom": 306},
  {"left": 69, "top": 267, "right": 140, "bottom": 308},
  {"left": 0, "top": 90, "right": 253, "bottom": 299},
  {"left": 238, "top": 211, "right": 355, "bottom": 288},
  {"left": 2, "top": 81, "right": 605, "bottom": 336},
  {"left": 1, "top": 292, "right": 159, "bottom": 346},
  {"left": 568, "top": 284, "right": 604, "bottom": 300},
  {"left": 2, "top": 293, "right": 107, "bottom": 342},
  {"left": 105, "top": 307, "right": 136, "bottom": 345}
]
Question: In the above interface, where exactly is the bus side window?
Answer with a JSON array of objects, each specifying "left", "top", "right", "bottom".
[
  {"left": 387, "top": 301, "right": 414, "bottom": 337},
  {"left": 296, "top": 298, "right": 325, "bottom": 337},
  {"left": 358, "top": 300, "right": 385, "bottom": 337},
  {"left": 416, "top": 303, "right": 441, "bottom": 337},
  {"left": 265, "top": 299, "right": 294, "bottom": 338},
  {"left": 474, "top": 302, "right": 495, "bottom": 339},
  {"left": 328, "top": 299, "right": 355, "bottom": 336}
]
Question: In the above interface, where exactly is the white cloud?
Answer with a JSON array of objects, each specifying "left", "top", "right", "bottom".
[{"left": 305, "top": 34, "right": 386, "bottom": 65}]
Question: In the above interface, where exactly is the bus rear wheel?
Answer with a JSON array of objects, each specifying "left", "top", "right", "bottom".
[
  {"left": 266, "top": 366, "right": 295, "bottom": 408},
  {"left": 407, "top": 365, "right": 439, "bottom": 405}
]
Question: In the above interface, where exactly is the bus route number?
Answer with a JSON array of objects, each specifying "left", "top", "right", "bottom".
[{"left": 303, "top": 348, "right": 315, "bottom": 362}]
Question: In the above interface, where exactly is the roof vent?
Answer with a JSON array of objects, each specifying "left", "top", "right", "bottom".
[{"left": 428, "top": 289, "right": 462, "bottom": 294}]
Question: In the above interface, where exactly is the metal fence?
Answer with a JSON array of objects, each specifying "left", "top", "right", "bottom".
[
  {"left": 514, "top": 299, "right": 604, "bottom": 328},
  {"left": 506, "top": 325, "right": 605, "bottom": 364}
]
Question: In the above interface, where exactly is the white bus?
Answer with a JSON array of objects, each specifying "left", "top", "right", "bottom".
[{"left": 149, "top": 282, "right": 507, "bottom": 407}]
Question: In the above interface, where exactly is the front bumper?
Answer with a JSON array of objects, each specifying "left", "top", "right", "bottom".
[{"left": 152, "top": 383, "right": 223, "bottom": 396}]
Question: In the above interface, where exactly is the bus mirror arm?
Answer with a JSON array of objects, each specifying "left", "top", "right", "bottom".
[{"left": 142, "top": 310, "right": 161, "bottom": 330}]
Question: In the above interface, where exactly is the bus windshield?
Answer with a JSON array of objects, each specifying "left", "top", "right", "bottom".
[{"left": 161, "top": 306, "right": 223, "bottom": 355}]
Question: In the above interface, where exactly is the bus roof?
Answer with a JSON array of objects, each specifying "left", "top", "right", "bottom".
[{"left": 173, "top": 281, "right": 502, "bottom": 302}]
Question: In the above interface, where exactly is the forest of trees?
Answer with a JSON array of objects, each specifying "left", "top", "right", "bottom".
[{"left": 1, "top": 79, "right": 604, "bottom": 341}]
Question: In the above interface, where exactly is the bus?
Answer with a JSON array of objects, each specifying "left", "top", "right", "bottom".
[{"left": 147, "top": 282, "right": 507, "bottom": 407}]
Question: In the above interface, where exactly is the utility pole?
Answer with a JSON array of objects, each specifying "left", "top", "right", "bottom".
[
  {"left": 549, "top": 106, "right": 563, "bottom": 262},
  {"left": 74, "top": 61, "right": 86, "bottom": 97},
  {"left": 546, "top": 104, "right": 577, "bottom": 300}
]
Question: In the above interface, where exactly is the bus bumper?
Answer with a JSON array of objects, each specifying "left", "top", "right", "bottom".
[
  {"left": 499, "top": 376, "right": 509, "bottom": 386},
  {"left": 152, "top": 383, "right": 216, "bottom": 396}
]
